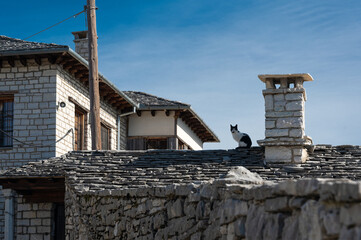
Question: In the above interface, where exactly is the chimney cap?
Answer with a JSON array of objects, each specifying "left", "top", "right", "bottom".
[
  {"left": 258, "top": 73, "right": 313, "bottom": 83},
  {"left": 72, "top": 31, "right": 88, "bottom": 40}
]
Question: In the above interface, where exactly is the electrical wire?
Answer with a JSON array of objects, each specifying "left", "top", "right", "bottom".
[
  {"left": 23, "top": 9, "right": 86, "bottom": 40},
  {"left": 0, "top": 128, "right": 74, "bottom": 148}
]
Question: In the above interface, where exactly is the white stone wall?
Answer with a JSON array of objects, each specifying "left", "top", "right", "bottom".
[
  {"left": 55, "top": 67, "right": 120, "bottom": 155},
  {"left": 0, "top": 59, "right": 125, "bottom": 164},
  {"left": 263, "top": 89, "right": 305, "bottom": 141},
  {"left": 0, "top": 59, "right": 57, "bottom": 168}
]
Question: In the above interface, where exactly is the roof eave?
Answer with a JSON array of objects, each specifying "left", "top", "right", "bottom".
[
  {"left": 66, "top": 49, "right": 139, "bottom": 108},
  {"left": 0, "top": 47, "right": 70, "bottom": 57},
  {"left": 187, "top": 108, "right": 220, "bottom": 142}
]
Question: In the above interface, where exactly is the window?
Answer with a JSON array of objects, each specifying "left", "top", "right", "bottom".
[
  {"left": 74, "top": 107, "right": 86, "bottom": 150},
  {"left": 146, "top": 138, "right": 167, "bottom": 149},
  {"left": 0, "top": 96, "right": 14, "bottom": 147},
  {"left": 127, "top": 137, "right": 177, "bottom": 150},
  {"left": 101, "top": 123, "right": 110, "bottom": 150}
]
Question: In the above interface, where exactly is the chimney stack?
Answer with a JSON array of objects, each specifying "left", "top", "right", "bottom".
[
  {"left": 257, "top": 74, "right": 313, "bottom": 163},
  {"left": 72, "top": 31, "right": 89, "bottom": 60}
]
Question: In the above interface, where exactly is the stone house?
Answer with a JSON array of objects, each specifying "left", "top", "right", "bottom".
[
  {"left": 0, "top": 34, "right": 219, "bottom": 239},
  {"left": 0, "top": 35, "right": 135, "bottom": 167},
  {"left": 0, "top": 73, "right": 360, "bottom": 239},
  {"left": 0, "top": 34, "right": 219, "bottom": 167}
]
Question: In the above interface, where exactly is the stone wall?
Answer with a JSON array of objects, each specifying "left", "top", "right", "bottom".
[
  {"left": 65, "top": 178, "right": 361, "bottom": 240},
  {"left": 0, "top": 59, "right": 57, "bottom": 167},
  {"left": 55, "top": 66, "right": 123, "bottom": 155},
  {"left": 0, "top": 58, "right": 127, "bottom": 164},
  {"left": 0, "top": 59, "right": 127, "bottom": 238},
  {"left": 14, "top": 196, "right": 53, "bottom": 240}
]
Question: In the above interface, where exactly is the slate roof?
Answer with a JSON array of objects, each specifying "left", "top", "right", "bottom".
[
  {"left": 0, "top": 36, "right": 68, "bottom": 54},
  {"left": 1, "top": 145, "right": 360, "bottom": 194},
  {"left": 123, "top": 91, "right": 189, "bottom": 109}
]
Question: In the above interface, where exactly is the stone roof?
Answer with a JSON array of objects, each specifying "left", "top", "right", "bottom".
[
  {"left": 0, "top": 35, "right": 67, "bottom": 54},
  {"left": 123, "top": 91, "right": 190, "bottom": 109},
  {"left": 1, "top": 145, "right": 361, "bottom": 194}
]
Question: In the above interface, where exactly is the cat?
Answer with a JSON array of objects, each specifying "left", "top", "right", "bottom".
[{"left": 230, "top": 124, "right": 252, "bottom": 148}]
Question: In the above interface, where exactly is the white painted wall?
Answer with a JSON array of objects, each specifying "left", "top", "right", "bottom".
[
  {"left": 177, "top": 119, "right": 203, "bottom": 150},
  {"left": 128, "top": 111, "right": 175, "bottom": 136}
]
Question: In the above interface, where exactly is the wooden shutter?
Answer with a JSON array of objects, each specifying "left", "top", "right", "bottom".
[{"left": 74, "top": 108, "right": 85, "bottom": 150}]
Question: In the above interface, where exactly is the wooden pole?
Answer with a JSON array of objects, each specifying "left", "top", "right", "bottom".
[{"left": 87, "top": 0, "right": 101, "bottom": 150}]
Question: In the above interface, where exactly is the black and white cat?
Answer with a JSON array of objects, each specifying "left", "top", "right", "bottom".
[{"left": 230, "top": 124, "right": 252, "bottom": 148}]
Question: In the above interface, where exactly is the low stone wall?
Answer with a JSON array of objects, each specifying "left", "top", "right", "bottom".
[{"left": 65, "top": 178, "right": 361, "bottom": 240}]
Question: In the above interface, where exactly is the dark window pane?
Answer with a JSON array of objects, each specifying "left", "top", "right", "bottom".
[
  {"left": 146, "top": 138, "right": 167, "bottom": 149},
  {"left": 0, "top": 99, "right": 14, "bottom": 147},
  {"left": 101, "top": 124, "right": 110, "bottom": 150}
]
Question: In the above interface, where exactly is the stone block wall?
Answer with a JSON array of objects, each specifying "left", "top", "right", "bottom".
[
  {"left": 56, "top": 67, "right": 123, "bottom": 155},
  {"left": 65, "top": 179, "right": 361, "bottom": 240},
  {"left": 0, "top": 59, "right": 57, "bottom": 168},
  {"left": 14, "top": 196, "right": 52, "bottom": 240},
  {"left": 0, "top": 58, "right": 127, "bottom": 163},
  {"left": 263, "top": 88, "right": 305, "bottom": 142}
]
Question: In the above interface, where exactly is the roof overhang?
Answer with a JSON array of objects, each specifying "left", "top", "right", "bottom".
[
  {"left": 0, "top": 48, "right": 138, "bottom": 113},
  {"left": 0, "top": 176, "right": 65, "bottom": 203}
]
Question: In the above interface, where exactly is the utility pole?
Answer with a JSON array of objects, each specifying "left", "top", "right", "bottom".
[{"left": 87, "top": 0, "right": 101, "bottom": 150}]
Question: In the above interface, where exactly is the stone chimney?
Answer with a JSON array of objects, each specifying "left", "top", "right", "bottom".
[
  {"left": 72, "top": 31, "right": 89, "bottom": 60},
  {"left": 257, "top": 74, "right": 313, "bottom": 163}
]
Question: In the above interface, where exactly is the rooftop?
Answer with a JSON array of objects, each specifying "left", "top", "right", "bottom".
[
  {"left": 124, "top": 91, "right": 189, "bottom": 109},
  {"left": 1, "top": 145, "right": 360, "bottom": 194},
  {"left": 0, "top": 35, "right": 68, "bottom": 55}
]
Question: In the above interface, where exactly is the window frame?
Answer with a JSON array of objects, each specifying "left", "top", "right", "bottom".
[{"left": 0, "top": 95, "right": 14, "bottom": 148}]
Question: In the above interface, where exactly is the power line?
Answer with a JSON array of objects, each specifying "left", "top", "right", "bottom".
[
  {"left": 24, "top": 9, "right": 86, "bottom": 40},
  {"left": 0, "top": 128, "right": 74, "bottom": 149}
]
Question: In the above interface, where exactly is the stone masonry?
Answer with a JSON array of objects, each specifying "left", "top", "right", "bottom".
[
  {"left": 1, "top": 145, "right": 361, "bottom": 239},
  {"left": 65, "top": 178, "right": 361, "bottom": 240},
  {"left": 0, "top": 58, "right": 126, "bottom": 239},
  {"left": 258, "top": 74, "right": 313, "bottom": 163},
  {"left": 14, "top": 197, "right": 53, "bottom": 240},
  {"left": 0, "top": 58, "right": 124, "bottom": 166},
  {"left": 72, "top": 31, "right": 89, "bottom": 60}
]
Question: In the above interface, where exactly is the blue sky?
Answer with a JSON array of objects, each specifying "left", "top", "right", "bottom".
[{"left": 2, "top": 0, "right": 361, "bottom": 149}]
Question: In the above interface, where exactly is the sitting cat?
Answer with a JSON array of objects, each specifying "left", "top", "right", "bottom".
[{"left": 230, "top": 124, "right": 252, "bottom": 148}]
